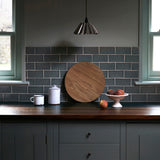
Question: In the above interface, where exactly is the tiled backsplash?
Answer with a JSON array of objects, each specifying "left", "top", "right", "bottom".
[{"left": 0, "top": 47, "right": 160, "bottom": 103}]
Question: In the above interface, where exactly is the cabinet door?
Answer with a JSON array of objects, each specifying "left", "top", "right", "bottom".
[
  {"left": 1, "top": 121, "right": 47, "bottom": 160},
  {"left": 59, "top": 122, "right": 120, "bottom": 144},
  {"left": 58, "top": 121, "right": 125, "bottom": 160},
  {"left": 127, "top": 122, "right": 160, "bottom": 160},
  {"left": 60, "top": 144, "right": 120, "bottom": 160}
]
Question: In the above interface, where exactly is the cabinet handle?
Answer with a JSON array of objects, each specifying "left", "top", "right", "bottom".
[
  {"left": 86, "top": 132, "right": 91, "bottom": 138},
  {"left": 86, "top": 153, "right": 91, "bottom": 159}
]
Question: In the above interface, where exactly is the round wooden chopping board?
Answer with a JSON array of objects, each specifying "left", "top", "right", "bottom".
[{"left": 65, "top": 62, "right": 105, "bottom": 102}]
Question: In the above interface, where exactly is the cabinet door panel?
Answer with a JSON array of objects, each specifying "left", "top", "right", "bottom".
[
  {"left": 140, "top": 135, "right": 160, "bottom": 160},
  {"left": 60, "top": 122, "right": 120, "bottom": 144},
  {"left": 60, "top": 144, "right": 119, "bottom": 160},
  {"left": 127, "top": 123, "right": 160, "bottom": 160},
  {"left": 2, "top": 122, "right": 46, "bottom": 160}
]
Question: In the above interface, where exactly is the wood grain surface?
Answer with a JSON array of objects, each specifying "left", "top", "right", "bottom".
[
  {"left": 65, "top": 62, "right": 105, "bottom": 102},
  {"left": 1, "top": 103, "right": 160, "bottom": 120}
]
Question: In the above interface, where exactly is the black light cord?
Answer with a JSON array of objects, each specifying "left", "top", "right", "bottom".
[{"left": 85, "top": 0, "right": 88, "bottom": 18}]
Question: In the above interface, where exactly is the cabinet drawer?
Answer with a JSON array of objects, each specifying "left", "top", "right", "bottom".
[
  {"left": 59, "top": 144, "right": 119, "bottom": 160},
  {"left": 59, "top": 122, "right": 120, "bottom": 144}
]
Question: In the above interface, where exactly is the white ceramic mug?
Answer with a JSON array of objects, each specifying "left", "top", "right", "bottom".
[{"left": 30, "top": 95, "right": 44, "bottom": 105}]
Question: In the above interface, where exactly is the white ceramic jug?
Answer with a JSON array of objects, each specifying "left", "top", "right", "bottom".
[{"left": 48, "top": 85, "right": 60, "bottom": 104}]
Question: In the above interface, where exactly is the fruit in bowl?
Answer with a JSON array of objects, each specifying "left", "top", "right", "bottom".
[
  {"left": 99, "top": 100, "right": 108, "bottom": 109},
  {"left": 105, "top": 89, "right": 128, "bottom": 107},
  {"left": 114, "top": 89, "right": 125, "bottom": 95},
  {"left": 107, "top": 89, "right": 115, "bottom": 95},
  {"left": 107, "top": 89, "right": 125, "bottom": 95}
]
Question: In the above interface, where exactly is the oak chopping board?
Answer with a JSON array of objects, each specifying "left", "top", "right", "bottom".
[{"left": 65, "top": 62, "right": 105, "bottom": 102}]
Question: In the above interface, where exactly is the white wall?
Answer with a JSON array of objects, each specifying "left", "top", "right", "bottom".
[{"left": 24, "top": 0, "right": 139, "bottom": 47}]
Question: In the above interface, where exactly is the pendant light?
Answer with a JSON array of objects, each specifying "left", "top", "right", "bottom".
[{"left": 74, "top": 0, "right": 98, "bottom": 35}]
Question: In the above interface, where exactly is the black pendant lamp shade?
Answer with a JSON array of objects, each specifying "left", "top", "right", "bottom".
[{"left": 74, "top": 0, "right": 98, "bottom": 35}]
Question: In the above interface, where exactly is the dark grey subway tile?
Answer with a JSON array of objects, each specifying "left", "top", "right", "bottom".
[
  {"left": 125, "top": 55, "right": 139, "bottom": 62},
  {"left": 1, "top": 46, "right": 158, "bottom": 103},
  {"left": 125, "top": 71, "right": 139, "bottom": 78},
  {"left": 26, "top": 47, "right": 35, "bottom": 54},
  {"left": 132, "top": 63, "right": 139, "bottom": 70},
  {"left": 60, "top": 55, "right": 75, "bottom": 62},
  {"left": 77, "top": 55, "right": 92, "bottom": 62},
  {"left": 36, "top": 63, "right": 51, "bottom": 70},
  {"left": 68, "top": 47, "right": 82, "bottom": 54},
  {"left": 28, "top": 79, "right": 50, "bottom": 85},
  {"left": 0, "top": 94, "right": 3, "bottom": 102},
  {"left": 28, "top": 86, "right": 43, "bottom": 93},
  {"left": 84, "top": 47, "right": 98, "bottom": 54},
  {"left": 26, "top": 63, "right": 35, "bottom": 70},
  {"left": 116, "top": 63, "right": 131, "bottom": 70},
  {"left": 157, "top": 87, "right": 160, "bottom": 93},
  {"left": 12, "top": 86, "right": 28, "bottom": 93},
  {"left": 35, "top": 47, "right": 51, "bottom": 54},
  {"left": 93, "top": 55, "right": 108, "bottom": 62},
  {"left": 100, "top": 63, "right": 115, "bottom": 70},
  {"left": 60, "top": 71, "right": 67, "bottom": 78},
  {"left": 103, "top": 86, "right": 108, "bottom": 93},
  {"left": 109, "top": 71, "right": 123, "bottom": 78},
  {"left": 61, "top": 93, "right": 69, "bottom": 102},
  {"left": 140, "top": 86, "right": 156, "bottom": 93},
  {"left": 52, "top": 47, "right": 66, "bottom": 54},
  {"left": 132, "top": 94, "right": 147, "bottom": 102},
  {"left": 4, "top": 94, "right": 19, "bottom": 102},
  {"left": 52, "top": 63, "right": 67, "bottom": 70},
  {"left": 102, "top": 71, "right": 108, "bottom": 77},
  {"left": 28, "top": 71, "right": 43, "bottom": 78},
  {"left": 116, "top": 47, "right": 131, "bottom": 54},
  {"left": 121, "top": 95, "right": 131, "bottom": 102},
  {"left": 44, "top": 55, "right": 59, "bottom": 62},
  {"left": 99, "top": 94, "right": 108, "bottom": 101},
  {"left": 19, "top": 94, "right": 33, "bottom": 102},
  {"left": 51, "top": 79, "right": 63, "bottom": 85},
  {"left": 44, "top": 71, "right": 59, "bottom": 77},
  {"left": 0, "top": 86, "right": 11, "bottom": 93},
  {"left": 109, "top": 55, "right": 124, "bottom": 62},
  {"left": 132, "top": 47, "right": 139, "bottom": 54},
  {"left": 44, "top": 86, "right": 50, "bottom": 94},
  {"left": 28, "top": 55, "right": 43, "bottom": 62},
  {"left": 100, "top": 47, "right": 115, "bottom": 54},
  {"left": 125, "top": 86, "right": 140, "bottom": 93},
  {"left": 105, "top": 79, "right": 115, "bottom": 85},
  {"left": 116, "top": 79, "right": 131, "bottom": 85},
  {"left": 25, "top": 55, "right": 28, "bottom": 62},
  {"left": 148, "top": 95, "right": 160, "bottom": 102},
  {"left": 131, "top": 79, "right": 139, "bottom": 85},
  {"left": 93, "top": 63, "right": 100, "bottom": 67},
  {"left": 67, "top": 63, "right": 77, "bottom": 69}
]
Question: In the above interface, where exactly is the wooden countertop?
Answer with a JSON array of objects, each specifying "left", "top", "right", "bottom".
[{"left": 1, "top": 102, "right": 160, "bottom": 120}]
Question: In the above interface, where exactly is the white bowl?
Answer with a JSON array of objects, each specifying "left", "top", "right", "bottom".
[{"left": 105, "top": 93, "right": 129, "bottom": 107}]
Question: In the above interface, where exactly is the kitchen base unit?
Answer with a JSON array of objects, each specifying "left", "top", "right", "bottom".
[
  {"left": 1, "top": 120, "right": 47, "bottom": 160},
  {"left": 57, "top": 121, "right": 125, "bottom": 160},
  {"left": 1, "top": 103, "right": 160, "bottom": 160},
  {"left": 127, "top": 121, "right": 160, "bottom": 160},
  {"left": 0, "top": 120, "right": 125, "bottom": 160}
]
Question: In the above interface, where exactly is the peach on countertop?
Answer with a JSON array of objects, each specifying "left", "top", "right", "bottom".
[{"left": 99, "top": 100, "right": 108, "bottom": 109}]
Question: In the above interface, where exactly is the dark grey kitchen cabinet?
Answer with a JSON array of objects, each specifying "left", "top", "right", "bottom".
[
  {"left": 127, "top": 121, "right": 160, "bottom": 160},
  {"left": 3, "top": 119, "right": 160, "bottom": 160},
  {"left": 1, "top": 120, "right": 47, "bottom": 160},
  {"left": 56, "top": 121, "right": 126, "bottom": 160}
]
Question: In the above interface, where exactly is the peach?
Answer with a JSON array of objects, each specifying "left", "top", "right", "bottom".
[
  {"left": 114, "top": 89, "right": 125, "bottom": 95},
  {"left": 99, "top": 100, "right": 108, "bottom": 109},
  {"left": 107, "top": 89, "right": 115, "bottom": 95}
]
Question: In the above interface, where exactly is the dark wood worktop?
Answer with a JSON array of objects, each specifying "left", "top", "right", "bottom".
[{"left": 1, "top": 102, "right": 160, "bottom": 119}]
